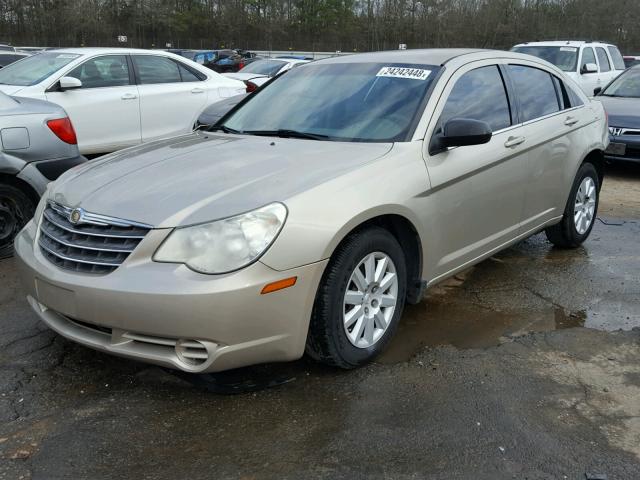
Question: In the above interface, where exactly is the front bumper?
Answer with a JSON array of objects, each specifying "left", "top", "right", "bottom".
[
  {"left": 14, "top": 219, "right": 327, "bottom": 373},
  {"left": 604, "top": 134, "right": 640, "bottom": 163}
]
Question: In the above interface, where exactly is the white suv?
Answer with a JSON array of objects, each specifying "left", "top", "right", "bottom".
[{"left": 511, "top": 41, "right": 626, "bottom": 96}]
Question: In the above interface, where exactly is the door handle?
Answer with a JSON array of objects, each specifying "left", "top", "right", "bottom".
[
  {"left": 121, "top": 93, "right": 137, "bottom": 100},
  {"left": 504, "top": 136, "right": 525, "bottom": 148},
  {"left": 565, "top": 117, "right": 579, "bottom": 126},
  {"left": 191, "top": 88, "right": 205, "bottom": 94}
]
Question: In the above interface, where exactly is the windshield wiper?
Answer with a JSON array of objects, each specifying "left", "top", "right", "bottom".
[
  {"left": 244, "top": 129, "right": 329, "bottom": 140},
  {"left": 210, "top": 124, "right": 240, "bottom": 134}
]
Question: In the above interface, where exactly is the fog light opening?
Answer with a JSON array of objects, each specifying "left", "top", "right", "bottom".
[{"left": 175, "top": 339, "right": 209, "bottom": 367}]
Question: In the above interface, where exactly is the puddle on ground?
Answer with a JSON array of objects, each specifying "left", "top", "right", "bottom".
[{"left": 379, "top": 299, "right": 585, "bottom": 364}]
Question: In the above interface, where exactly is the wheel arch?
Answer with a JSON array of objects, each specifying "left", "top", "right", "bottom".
[
  {"left": 0, "top": 173, "right": 40, "bottom": 206},
  {"left": 324, "top": 210, "right": 425, "bottom": 305},
  {"left": 581, "top": 149, "right": 605, "bottom": 189}
]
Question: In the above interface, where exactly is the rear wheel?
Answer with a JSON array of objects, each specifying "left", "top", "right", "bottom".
[
  {"left": 0, "top": 184, "right": 36, "bottom": 259},
  {"left": 306, "top": 227, "right": 407, "bottom": 369},
  {"left": 545, "top": 162, "right": 600, "bottom": 248}
]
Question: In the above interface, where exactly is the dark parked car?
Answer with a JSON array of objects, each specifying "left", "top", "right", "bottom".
[
  {"left": 596, "top": 66, "right": 640, "bottom": 163},
  {"left": 0, "top": 51, "right": 29, "bottom": 68},
  {"left": 195, "top": 93, "right": 249, "bottom": 129},
  {"left": 623, "top": 56, "right": 640, "bottom": 69},
  {"left": 0, "top": 92, "right": 85, "bottom": 256}
]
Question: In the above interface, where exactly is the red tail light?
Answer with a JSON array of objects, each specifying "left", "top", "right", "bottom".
[
  {"left": 238, "top": 62, "right": 245, "bottom": 70},
  {"left": 245, "top": 81, "right": 258, "bottom": 93},
  {"left": 47, "top": 117, "right": 77, "bottom": 144}
]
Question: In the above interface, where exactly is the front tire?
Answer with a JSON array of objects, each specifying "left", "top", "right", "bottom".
[
  {"left": 306, "top": 227, "right": 407, "bottom": 369},
  {"left": 0, "top": 184, "right": 36, "bottom": 259},
  {"left": 545, "top": 162, "right": 600, "bottom": 248}
]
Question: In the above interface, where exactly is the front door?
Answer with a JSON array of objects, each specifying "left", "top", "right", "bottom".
[
  {"left": 422, "top": 63, "right": 529, "bottom": 279},
  {"left": 46, "top": 54, "right": 141, "bottom": 154}
]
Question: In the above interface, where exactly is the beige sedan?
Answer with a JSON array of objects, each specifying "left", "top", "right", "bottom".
[{"left": 14, "top": 49, "right": 608, "bottom": 373}]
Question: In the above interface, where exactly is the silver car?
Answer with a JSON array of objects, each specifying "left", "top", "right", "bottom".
[
  {"left": 1, "top": 92, "right": 85, "bottom": 257},
  {"left": 14, "top": 49, "right": 608, "bottom": 373}
]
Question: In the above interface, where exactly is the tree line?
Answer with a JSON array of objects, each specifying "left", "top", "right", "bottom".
[{"left": 1, "top": 0, "right": 639, "bottom": 53}]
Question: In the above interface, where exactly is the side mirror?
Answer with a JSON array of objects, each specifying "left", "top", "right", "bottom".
[
  {"left": 58, "top": 76, "right": 82, "bottom": 91},
  {"left": 430, "top": 118, "right": 493, "bottom": 154},
  {"left": 593, "top": 86, "right": 602, "bottom": 96},
  {"left": 581, "top": 63, "right": 598, "bottom": 74}
]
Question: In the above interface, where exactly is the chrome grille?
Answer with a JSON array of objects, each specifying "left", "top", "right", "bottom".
[{"left": 38, "top": 202, "right": 152, "bottom": 274}]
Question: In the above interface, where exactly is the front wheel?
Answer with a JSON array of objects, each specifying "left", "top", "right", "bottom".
[
  {"left": 306, "top": 227, "right": 407, "bottom": 369},
  {"left": 0, "top": 184, "right": 36, "bottom": 258},
  {"left": 545, "top": 162, "right": 600, "bottom": 248}
]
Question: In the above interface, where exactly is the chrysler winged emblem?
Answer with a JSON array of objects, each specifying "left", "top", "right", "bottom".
[{"left": 69, "top": 208, "right": 83, "bottom": 225}]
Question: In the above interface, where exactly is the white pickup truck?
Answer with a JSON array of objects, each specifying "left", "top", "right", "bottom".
[{"left": 511, "top": 41, "right": 626, "bottom": 96}]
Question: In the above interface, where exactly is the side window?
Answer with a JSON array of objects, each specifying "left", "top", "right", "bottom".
[
  {"left": 177, "top": 63, "right": 204, "bottom": 82},
  {"left": 607, "top": 46, "right": 626, "bottom": 70},
  {"left": 596, "top": 47, "right": 611, "bottom": 72},
  {"left": 581, "top": 48, "right": 597, "bottom": 72},
  {"left": 439, "top": 65, "right": 511, "bottom": 132},
  {"left": 508, "top": 65, "right": 560, "bottom": 122},
  {"left": 133, "top": 55, "right": 181, "bottom": 84},
  {"left": 66, "top": 55, "right": 130, "bottom": 89},
  {"left": 552, "top": 76, "right": 584, "bottom": 109}
]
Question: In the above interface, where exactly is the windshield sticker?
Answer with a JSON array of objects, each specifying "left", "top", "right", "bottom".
[
  {"left": 560, "top": 47, "right": 578, "bottom": 52},
  {"left": 376, "top": 66, "right": 431, "bottom": 80}
]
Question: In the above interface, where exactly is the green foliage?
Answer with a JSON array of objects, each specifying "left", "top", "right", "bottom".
[{"left": 0, "top": 0, "right": 638, "bottom": 52}]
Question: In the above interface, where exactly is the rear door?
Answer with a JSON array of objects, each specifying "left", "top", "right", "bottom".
[
  {"left": 46, "top": 54, "right": 141, "bottom": 154},
  {"left": 132, "top": 54, "right": 209, "bottom": 142},
  {"left": 423, "top": 62, "right": 529, "bottom": 278},
  {"left": 595, "top": 46, "right": 616, "bottom": 88},
  {"left": 506, "top": 64, "right": 589, "bottom": 230}
]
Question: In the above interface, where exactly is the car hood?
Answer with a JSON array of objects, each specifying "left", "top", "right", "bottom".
[
  {"left": 0, "top": 84, "right": 26, "bottom": 96},
  {"left": 597, "top": 96, "right": 640, "bottom": 129},
  {"left": 50, "top": 132, "right": 393, "bottom": 228}
]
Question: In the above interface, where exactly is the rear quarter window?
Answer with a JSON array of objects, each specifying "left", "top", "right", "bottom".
[{"left": 607, "top": 46, "right": 626, "bottom": 70}]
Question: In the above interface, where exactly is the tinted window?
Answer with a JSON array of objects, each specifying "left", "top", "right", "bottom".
[
  {"left": 133, "top": 55, "right": 181, "bottom": 84},
  {"left": 596, "top": 48, "right": 611, "bottom": 72},
  {"left": 581, "top": 48, "right": 596, "bottom": 71},
  {"left": 439, "top": 66, "right": 511, "bottom": 131},
  {"left": 607, "top": 46, "right": 625, "bottom": 70},
  {"left": 0, "top": 54, "right": 25, "bottom": 67},
  {"left": 508, "top": 65, "right": 560, "bottom": 122},
  {"left": 67, "top": 55, "right": 130, "bottom": 88},
  {"left": 177, "top": 63, "right": 203, "bottom": 82},
  {"left": 552, "top": 76, "right": 584, "bottom": 109}
]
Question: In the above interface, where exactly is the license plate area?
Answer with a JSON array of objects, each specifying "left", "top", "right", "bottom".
[{"left": 35, "top": 278, "right": 77, "bottom": 318}]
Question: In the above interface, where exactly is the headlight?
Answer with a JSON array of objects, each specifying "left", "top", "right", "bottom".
[{"left": 154, "top": 203, "right": 287, "bottom": 274}]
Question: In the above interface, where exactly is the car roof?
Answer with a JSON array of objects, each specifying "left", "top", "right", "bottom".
[
  {"left": 317, "top": 49, "right": 503, "bottom": 66},
  {"left": 513, "top": 41, "right": 616, "bottom": 48},
  {"left": 46, "top": 47, "right": 175, "bottom": 55}
]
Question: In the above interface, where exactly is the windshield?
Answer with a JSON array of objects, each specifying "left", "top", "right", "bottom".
[
  {"left": 240, "top": 59, "right": 288, "bottom": 76},
  {"left": 602, "top": 67, "right": 640, "bottom": 98},
  {"left": 0, "top": 52, "right": 80, "bottom": 86},
  {"left": 512, "top": 46, "right": 578, "bottom": 72},
  {"left": 223, "top": 62, "right": 438, "bottom": 142}
]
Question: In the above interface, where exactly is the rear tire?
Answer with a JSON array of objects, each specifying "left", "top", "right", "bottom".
[
  {"left": 545, "top": 162, "right": 600, "bottom": 248},
  {"left": 0, "top": 183, "right": 36, "bottom": 259},
  {"left": 306, "top": 227, "right": 407, "bottom": 369}
]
